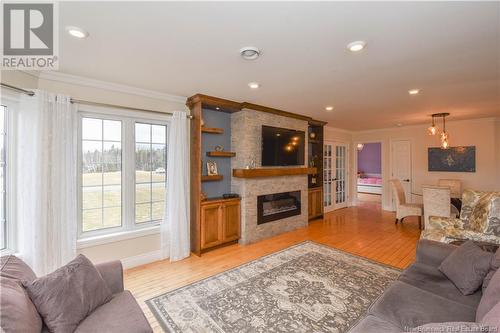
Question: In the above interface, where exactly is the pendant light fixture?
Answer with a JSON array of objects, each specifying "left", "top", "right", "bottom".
[
  {"left": 427, "top": 113, "right": 450, "bottom": 149},
  {"left": 427, "top": 115, "right": 438, "bottom": 135},
  {"left": 438, "top": 113, "right": 450, "bottom": 149}
]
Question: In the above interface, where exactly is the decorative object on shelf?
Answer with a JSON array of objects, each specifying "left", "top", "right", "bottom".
[
  {"left": 206, "top": 161, "right": 218, "bottom": 175},
  {"left": 309, "top": 131, "right": 316, "bottom": 139},
  {"left": 426, "top": 113, "right": 450, "bottom": 149},
  {"left": 428, "top": 146, "right": 476, "bottom": 172},
  {"left": 245, "top": 159, "right": 256, "bottom": 169},
  {"left": 357, "top": 143, "right": 364, "bottom": 151},
  {"left": 201, "top": 118, "right": 205, "bottom": 127},
  {"left": 215, "top": 145, "right": 224, "bottom": 152},
  {"left": 222, "top": 193, "right": 240, "bottom": 199},
  {"left": 200, "top": 192, "right": 207, "bottom": 201}
]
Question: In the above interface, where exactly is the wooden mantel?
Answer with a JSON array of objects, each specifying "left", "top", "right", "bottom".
[{"left": 232, "top": 167, "right": 317, "bottom": 179}]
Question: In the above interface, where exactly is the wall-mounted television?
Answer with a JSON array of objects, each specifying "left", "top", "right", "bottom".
[{"left": 262, "top": 125, "right": 305, "bottom": 166}]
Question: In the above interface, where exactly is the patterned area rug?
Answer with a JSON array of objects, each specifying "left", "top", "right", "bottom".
[{"left": 147, "top": 241, "right": 400, "bottom": 333}]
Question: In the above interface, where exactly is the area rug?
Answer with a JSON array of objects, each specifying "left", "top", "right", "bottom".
[{"left": 146, "top": 241, "right": 400, "bottom": 333}]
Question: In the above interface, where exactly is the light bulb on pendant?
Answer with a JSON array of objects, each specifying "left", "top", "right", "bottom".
[
  {"left": 427, "top": 115, "right": 438, "bottom": 135},
  {"left": 441, "top": 131, "right": 450, "bottom": 149}
]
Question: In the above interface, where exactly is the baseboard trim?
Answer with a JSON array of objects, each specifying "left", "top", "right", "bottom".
[{"left": 121, "top": 250, "right": 163, "bottom": 270}]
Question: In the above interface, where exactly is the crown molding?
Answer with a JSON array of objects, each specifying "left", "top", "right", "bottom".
[{"left": 38, "top": 71, "right": 186, "bottom": 103}]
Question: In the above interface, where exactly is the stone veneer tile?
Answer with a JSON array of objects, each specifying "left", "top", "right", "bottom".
[{"left": 231, "top": 109, "right": 309, "bottom": 245}]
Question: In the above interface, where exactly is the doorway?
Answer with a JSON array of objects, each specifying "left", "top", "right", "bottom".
[
  {"left": 324, "top": 141, "right": 349, "bottom": 213},
  {"left": 356, "top": 142, "right": 382, "bottom": 205}
]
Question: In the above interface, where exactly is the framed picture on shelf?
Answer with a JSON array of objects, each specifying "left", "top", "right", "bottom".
[{"left": 207, "top": 161, "right": 218, "bottom": 176}]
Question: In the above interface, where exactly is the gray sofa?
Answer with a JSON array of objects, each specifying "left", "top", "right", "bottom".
[
  {"left": 350, "top": 240, "right": 497, "bottom": 332},
  {"left": 0, "top": 255, "right": 152, "bottom": 333}
]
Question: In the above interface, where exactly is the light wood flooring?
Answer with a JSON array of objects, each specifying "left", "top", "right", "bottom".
[{"left": 124, "top": 201, "right": 421, "bottom": 332}]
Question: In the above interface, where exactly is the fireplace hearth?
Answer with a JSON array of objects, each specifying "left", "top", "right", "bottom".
[{"left": 257, "top": 191, "right": 301, "bottom": 225}]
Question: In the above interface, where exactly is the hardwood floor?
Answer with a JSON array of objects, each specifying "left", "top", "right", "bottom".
[{"left": 124, "top": 202, "right": 421, "bottom": 332}]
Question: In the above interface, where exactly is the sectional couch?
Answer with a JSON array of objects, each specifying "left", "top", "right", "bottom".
[{"left": 350, "top": 239, "right": 500, "bottom": 332}]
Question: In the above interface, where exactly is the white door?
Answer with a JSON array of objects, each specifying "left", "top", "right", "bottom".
[
  {"left": 391, "top": 140, "right": 412, "bottom": 204},
  {"left": 324, "top": 142, "right": 348, "bottom": 212}
]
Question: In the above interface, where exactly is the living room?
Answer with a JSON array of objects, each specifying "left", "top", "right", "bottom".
[{"left": 1, "top": 2, "right": 500, "bottom": 333}]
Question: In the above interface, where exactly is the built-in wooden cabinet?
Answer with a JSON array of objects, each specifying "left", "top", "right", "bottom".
[
  {"left": 200, "top": 197, "right": 241, "bottom": 251},
  {"left": 308, "top": 187, "right": 323, "bottom": 220}
]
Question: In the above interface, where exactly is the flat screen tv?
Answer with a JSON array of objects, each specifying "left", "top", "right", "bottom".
[{"left": 262, "top": 125, "right": 305, "bottom": 166}]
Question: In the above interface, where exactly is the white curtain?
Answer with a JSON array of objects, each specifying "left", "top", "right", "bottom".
[
  {"left": 161, "top": 111, "right": 190, "bottom": 262},
  {"left": 17, "top": 90, "right": 77, "bottom": 276}
]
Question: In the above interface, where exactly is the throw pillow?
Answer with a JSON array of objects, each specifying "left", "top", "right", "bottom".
[
  {"left": 477, "top": 268, "right": 500, "bottom": 321},
  {"left": 484, "top": 195, "right": 500, "bottom": 235},
  {"left": 1, "top": 255, "right": 42, "bottom": 333},
  {"left": 23, "top": 254, "right": 112, "bottom": 333},
  {"left": 439, "top": 240, "right": 492, "bottom": 295},
  {"left": 483, "top": 247, "right": 500, "bottom": 292}
]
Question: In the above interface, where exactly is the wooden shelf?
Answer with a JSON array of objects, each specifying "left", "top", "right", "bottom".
[
  {"left": 202, "top": 197, "right": 241, "bottom": 205},
  {"left": 206, "top": 151, "right": 236, "bottom": 157},
  {"left": 201, "top": 175, "right": 223, "bottom": 182},
  {"left": 309, "top": 139, "right": 321, "bottom": 144},
  {"left": 233, "top": 167, "right": 317, "bottom": 179},
  {"left": 201, "top": 127, "right": 224, "bottom": 134}
]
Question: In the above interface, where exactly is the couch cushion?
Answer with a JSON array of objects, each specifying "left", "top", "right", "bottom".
[
  {"left": 0, "top": 255, "right": 42, "bottom": 333},
  {"left": 438, "top": 240, "right": 492, "bottom": 295},
  {"left": 348, "top": 314, "right": 402, "bottom": 333},
  {"left": 477, "top": 268, "right": 500, "bottom": 321},
  {"left": 480, "top": 300, "right": 500, "bottom": 329},
  {"left": 483, "top": 248, "right": 500, "bottom": 292},
  {"left": 368, "top": 281, "right": 476, "bottom": 329},
  {"left": 0, "top": 255, "right": 36, "bottom": 281},
  {"left": 399, "top": 262, "right": 482, "bottom": 307},
  {"left": 75, "top": 291, "right": 152, "bottom": 333},
  {"left": 24, "top": 254, "right": 113, "bottom": 333},
  {"left": 1, "top": 277, "right": 43, "bottom": 333}
]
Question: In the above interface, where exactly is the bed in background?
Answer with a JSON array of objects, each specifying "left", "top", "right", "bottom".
[{"left": 357, "top": 173, "right": 382, "bottom": 194}]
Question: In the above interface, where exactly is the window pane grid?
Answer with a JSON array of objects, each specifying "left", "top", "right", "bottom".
[
  {"left": 81, "top": 118, "right": 122, "bottom": 233},
  {"left": 135, "top": 122, "right": 166, "bottom": 224}
]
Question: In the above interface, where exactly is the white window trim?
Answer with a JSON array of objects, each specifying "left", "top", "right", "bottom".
[
  {"left": 77, "top": 104, "right": 170, "bottom": 241},
  {"left": 0, "top": 95, "right": 19, "bottom": 255}
]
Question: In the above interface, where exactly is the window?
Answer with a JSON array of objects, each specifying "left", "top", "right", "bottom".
[
  {"left": 81, "top": 118, "right": 122, "bottom": 232},
  {"left": 79, "top": 113, "right": 168, "bottom": 238},
  {"left": 0, "top": 106, "right": 6, "bottom": 249},
  {"left": 135, "top": 123, "right": 167, "bottom": 224}
]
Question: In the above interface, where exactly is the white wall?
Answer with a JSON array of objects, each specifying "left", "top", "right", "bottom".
[
  {"left": 2, "top": 70, "right": 188, "bottom": 266},
  {"left": 352, "top": 118, "right": 499, "bottom": 210}
]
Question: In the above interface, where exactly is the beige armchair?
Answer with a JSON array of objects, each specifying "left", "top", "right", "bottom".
[
  {"left": 422, "top": 186, "right": 451, "bottom": 228},
  {"left": 390, "top": 179, "right": 423, "bottom": 229}
]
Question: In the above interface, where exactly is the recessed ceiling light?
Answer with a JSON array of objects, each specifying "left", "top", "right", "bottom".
[
  {"left": 397, "top": 123, "right": 403, "bottom": 127},
  {"left": 66, "top": 26, "right": 89, "bottom": 39},
  {"left": 347, "top": 41, "right": 366, "bottom": 52},
  {"left": 408, "top": 89, "right": 420, "bottom": 95},
  {"left": 215, "top": 107, "right": 220, "bottom": 110},
  {"left": 240, "top": 47, "right": 261, "bottom": 60},
  {"left": 248, "top": 82, "right": 260, "bottom": 89},
  {"left": 325, "top": 106, "right": 334, "bottom": 112}
]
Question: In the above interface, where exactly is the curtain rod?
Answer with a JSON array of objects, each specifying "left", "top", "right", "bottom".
[{"left": 0, "top": 82, "right": 193, "bottom": 119}]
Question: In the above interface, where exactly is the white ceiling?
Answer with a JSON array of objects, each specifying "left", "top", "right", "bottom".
[{"left": 59, "top": 2, "right": 499, "bottom": 130}]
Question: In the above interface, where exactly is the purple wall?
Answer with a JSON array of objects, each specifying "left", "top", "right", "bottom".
[{"left": 358, "top": 142, "right": 381, "bottom": 174}]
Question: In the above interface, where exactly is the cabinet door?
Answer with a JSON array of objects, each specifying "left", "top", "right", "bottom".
[
  {"left": 222, "top": 201, "right": 240, "bottom": 242},
  {"left": 200, "top": 203, "right": 223, "bottom": 250},
  {"left": 308, "top": 190, "right": 315, "bottom": 219}
]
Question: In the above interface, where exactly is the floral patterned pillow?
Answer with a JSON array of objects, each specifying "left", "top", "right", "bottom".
[
  {"left": 484, "top": 195, "right": 500, "bottom": 236},
  {"left": 468, "top": 193, "right": 500, "bottom": 234}
]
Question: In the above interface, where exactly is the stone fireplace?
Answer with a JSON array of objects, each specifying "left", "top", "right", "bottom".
[
  {"left": 257, "top": 191, "right": 301, "bottom": 225},
  {"left": 231, "top": 109, "right": 309, "bottom": 245}
]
